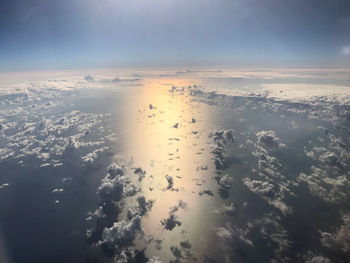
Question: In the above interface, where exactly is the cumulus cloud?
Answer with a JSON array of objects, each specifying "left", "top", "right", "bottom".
[
  {"left": 161, "top": 214, "right": 182, "bottom": 231},
  {"left": 256, "top": 130, "right": 285, "bottom": 149},
  {"left": 0, "top": 75, "right": 118, "bottom": 168},
  {"left": 99, "top": 215, "right": 143, "bottom": 251},
  {"left": 161, "top": 200, "right": 187, "bottom": 231},
  {"left": 208, "top": 129, "right": 235, "bottom": 170},
  {"left": 320, "top": 213, "right": 350, "bottom": 253},
  {"left": 298, "top": 165, "right": 348, "bottom": 204},
  {"left": 199, "top": 190, "right": 214, "bottom": 196},
  {"left": 97, "top": 175, "right": 125, "bottom": 202},
  {"left": 218, "top": 174, "right": 233, "bottom": 189},
  {"left": 97, "top": 162, "right": 139, "bottom": 203},
  {"left": 243, "top": 177, "right": 275, "bottom": 197},
  {"left": 163, "top": 175, "right": 178, "bottom": 191},
  {"left": 213, "top": 203, "right": 237, "bottom": 216},
  {"left": 127, "top": 196, "right": 154, "bottom": 219},
  {"left": 243, "top": 177, "right": 291, "bottom": 214},
  {"left": 216, "top": 225, "right": 253, "bottom": 247},
  {"left": 81, "top": 147, "right": 109, "bottom": 163},
  {"left": 148, "top": 256, "right": 162, "bottom": 263},
  {"left": 108, "top": 162, "right": 125, "bottom": 178}
]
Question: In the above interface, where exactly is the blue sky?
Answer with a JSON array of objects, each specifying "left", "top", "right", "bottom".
[{"left": 1, "top": 0, "right": 350, "bottom": 70}]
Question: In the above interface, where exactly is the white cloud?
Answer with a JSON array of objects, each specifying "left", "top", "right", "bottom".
[
  {"left": 208, "top": 129, "right": 235, "bottom": 170},
  {"left": 99, "top": 215, "right": 143, "bottom": 250},
  {"left": 218, "top": 174, "right": 233, "bottom": 189},
  {"left": 148, "top": 256, "right": 162, "bottom": 263},
  {"left": 0, "top": 183, "right": 9, "bottom": 189}
]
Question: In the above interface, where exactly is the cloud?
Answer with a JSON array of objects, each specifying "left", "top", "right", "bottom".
[
  {"left": 180, "top": 241, "right": 192, "bottom": 250},
  {"left": 81, "top": 147, "right": 109, "bottom": 163},
  {"left": 85, "top": 74, "right": 141, "bottom": 83},
  {"left": 298, "top": 165, "right": 348, "bottom": 204},
  {"left": 243, "top": 177, "right": 275, "bottom": 197},
  {"left": 148, "top": 256, "right": 162, "bottom": 263},
  {"left": 218, "top": 174, "right": 233, "bottom": 189},
  {"left": 213, "top": 203, "right": 237, "bottom": 216},
  {"left": 208, "top": 129, "right": 235, "bottom": 170},
  {"left": 256, "top": 130, "right": 285, "bottom": 149},
  {"left": 164, "top": 175, "right": 178, "bottom": 191},
  {"left": 320, "top": 213, "right": 350, "bottom": 253},
  {"left": 199, "top": 190, "right": 214, "bottom": 196},
  {"left": 127, "top": 196, "right": 154, "bottom": 219},
  {"left": 216, "top": 225, "right": 253, "bottom": 247},
  {"left": 97, "top": 175, "right": 125, "bottom": 202},
  {"left": 52, "top": 188, "right": 64, "bottom": 193},
  {"left": 0, "top": 183, "right": 9, "bottom": 189},
  {"left": 85, "top": 75, "right": 95, "bottom": 82},
  {"left": 170, "top": 246, "right": 183, "bottom": 259},
  {"left": 161, "top": 214, "right": 182, "bottom": 231},
  {"left": 243, "top": 177, "right": 291, "bottom": 214},
  {"left": 97, "top": 163, "right": 139, "bottom": 203},
  {"left": 108, "top": 162, "right": 125, "bottom": 177},
  {"left": 305, "top": 256, "right": 331, "bottom": 263},
  {"left": 0, "top": 76, "right": 118, "bottom": 168},
  {"left": 99, "top": 215, "right": 143, "bottom": 251},
  {"left": 161, "top": 200, "right": 187, "bottom": 231}
]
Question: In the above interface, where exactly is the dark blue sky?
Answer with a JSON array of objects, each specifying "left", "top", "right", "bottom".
[{"left": 1, "top": 0, "right": 350, "bottom": 70}]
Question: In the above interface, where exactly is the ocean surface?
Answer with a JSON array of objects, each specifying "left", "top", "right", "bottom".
[{"left": 0, "top": 68, "right": 349, "bottom": 263}]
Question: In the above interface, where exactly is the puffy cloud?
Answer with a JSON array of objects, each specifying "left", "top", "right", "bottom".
[
  {"left": 256, "top": 130, "right": 285, "bottom": 149},
  {"left": 216, "top": 225, "right": 253, "bottom": 247},
  {"left": 97, "top": 163, "right": 139, "bottom": 203},
  {"left": 107, "top": 162, "right": 125, "bottom": 178},
  {"left": 320, "top": 214, "right": 350, "bottom": 253},
  {"left": 97, "top": 175, "right": 124, "bottom": 202},
  {"left": 99, "top": 215, "right": 143, "bottom": 251},
  {"left": 243, "top": 177, "right": 291, "bottom": 214},
  {"left": 86, "top": 206, "right": 105, "bottom": 222},
  {"left": 298, "top": 165, "right": 348, "bottom": 204},
  {"left": 164, "top": 175, "right": 178, "bottom": 191},
  {"left": 0, "top": 74, "right": 118, "bottom": 168},
  {"left": 218, "top": 174, "right": 233, "bottom": 189},
  {"left": 251, "top": 216, "right": 291, "bottom": 262},
  {"left": 161, "top": 200, "right": 187, "bottom": 231},
  {"left": 243, "top": 177, "right": 275, "bottom": 197},
  {"left": 81, "top": 147, "right": 109, "bottom": 163},
  {"left": 208, "top": 129, "right": 235, "bottom": 170},
  {"left": 148, "top": 256, "right": 162, "bottom": 263},
  {"left": 127, "top": 196, "right": 154, "bottom": 219},
  {"left": 134, "top": 167, "right": 146, "bottom": 181},
  {"left": 213, "top": 203, "right": 237, "bottom": 216},
  {"left": 199, "top": 190, "right": 214, "bottom": 196},
  {"left": 161, "top": 214, "right": 182, "bottom": 231}
]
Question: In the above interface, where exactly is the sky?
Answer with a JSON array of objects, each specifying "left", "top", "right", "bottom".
[{"left": 1, "top": 0, "right": 350, "bottom": 71}]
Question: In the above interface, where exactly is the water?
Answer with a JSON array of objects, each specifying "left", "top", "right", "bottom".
[{"left": 0, "top": 70, "right": 349, "bottom": 263}]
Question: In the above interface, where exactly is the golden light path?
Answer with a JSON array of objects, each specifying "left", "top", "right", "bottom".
[{"left": 119, "top": 77, "right": 220, "bottom": 261}]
